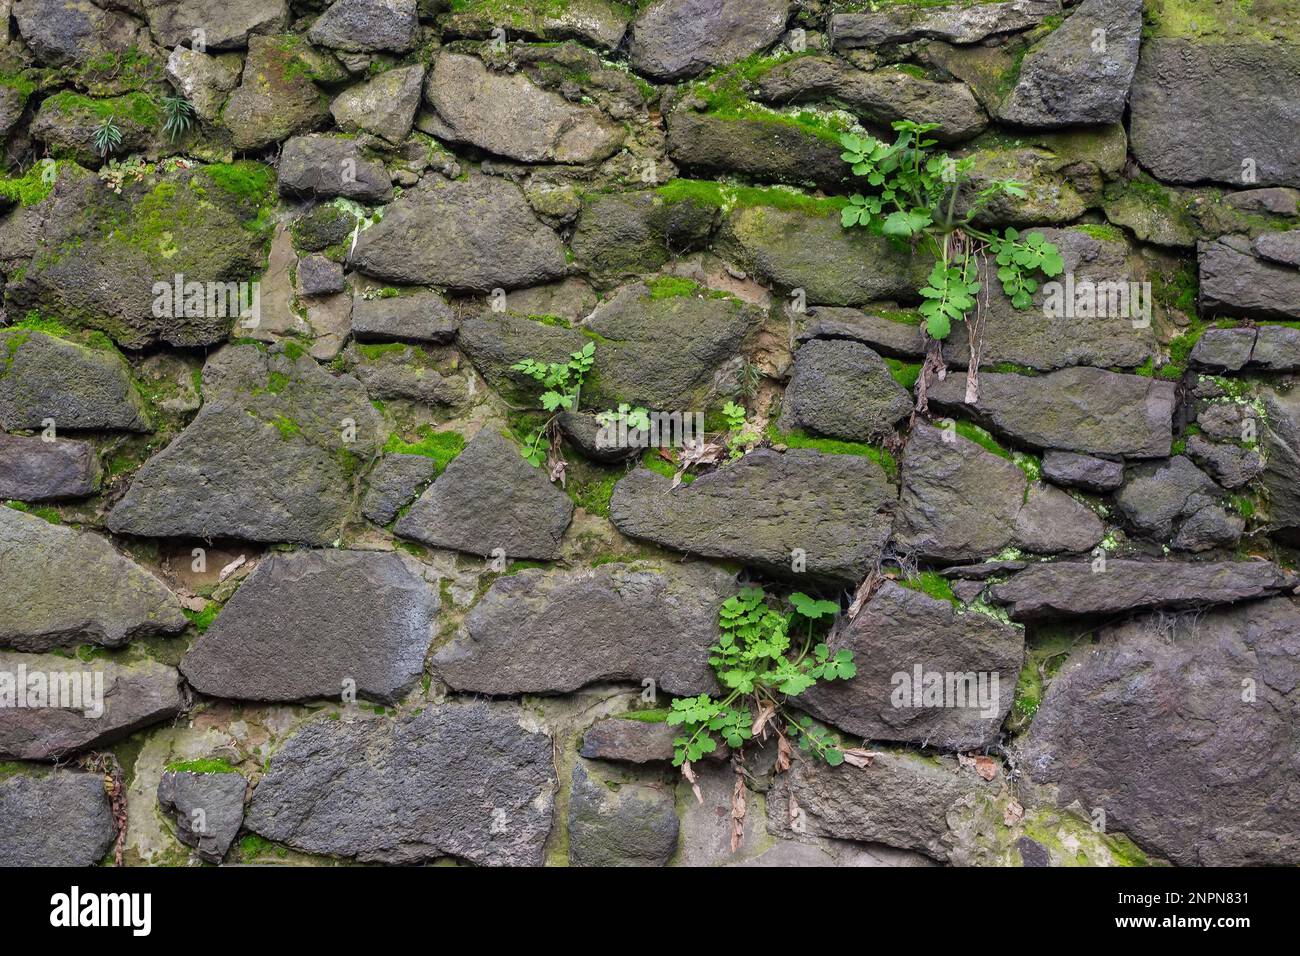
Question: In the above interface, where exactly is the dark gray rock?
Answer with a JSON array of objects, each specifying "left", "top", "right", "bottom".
[
  {"left": 0, "top": 434, "right": 99, "bottom": 501},
  {"left": 0, "top": 507, "right": 187, "bottom": 652},
  {"left": 558, "top": 410, "right": 640, "bottom": 463},
  {"left": 989, "top": 559, "right": 1292, "bottom": 621},
  {"left": 1130, "top": 38, "right": 1300, "bottom": 188},
  {"left": 995, "top": 0, "right": 1143, "bottom": 127},
  {"left": 435, "top": 562, "right": 732, "bottom": 697},
  {"left": 13, "top": 0, "right": 144, "bottom": 70},
  {"left": 1254, "top": 230, "right": 1300, "bottom": 268},
  {"left": 1254, "top": 326, "right": 1300, "bottom": 371},
  {"left": 830, "top": 0, "right": 1058, "bottom": 48},
  {"left": 427, "top": 53, "right": 623, "bottom": 164},
  {"left": 330, "top": 64, "right": 424, "bottom": 144},
  {"left": 352, "top": 176, "right": 567, "bottom": 291},
  {"left": 244, "top": 703, "right": 555, "bottom": 865},
  {"left": 0, "top": 651, "right": 183, "bottom": 761},
  {"left": 278, "top": 134, "right": 393, "bottom": 203},
  {"left": 351, "top": 289, "right": 459, "bottom": 344},
  {"left": 0, "top": 330, "right": 150, "bottom": 432},
  {"left": 362, "top": 454, "right": 438, "bottom": 525},
  {"left": 165, "top": 47, "right": 242, "bottom": 122},
  {"left": 666, "top": 108, "right": 849, "bottom": 192},
  {"left": 143, "top": 0, "right": 287, "bottom": 49},
  {"left": 297, "top": 255, "right": 345, "bottom": 296},
  {"left": 457, "top": 312, "right": 588, "bottom": 404},
  {"left": 628, "top": 0, "right": 789, "bottom": 80},
  {"left": 1041, "top": 450, "right": 1124, "bottom": 493},
  {"left": 1189, "top": 326, "right": 1259, "bottom": 371},
  {"left": 395, "top": 429, "right": 574, "bottom": 560},
  {"left": 927, "top": 368, "right": 1176, "bottom": 459},
  {"left": 0, "top": 770, "right": 116, "bottom": 866},
  {"left": 221, "top": 36, "right": 333, "bottom": 149},
  {"left": 108, "top": 345, "right": 384, "bottom": 546},
  {"left": 940, "top": 560, "right": 1028, "bottom": 581},
  {"left": 570, "top": 191, "right": 717, "bottom": 280},
  {"left": 610, "top": 448, "right": 896, "bottom": 584},
  {"left": 1199, "top": 236, "right": 1300, "bottom": 321},
  {"left": 1020, "top": 598, "right": 1300, "bottom": 865},
  {"left": 1115, "top": 455, "right": 1219, "bottom": 539},
  {"left": 781, "top": 339, "right": 913, "bottom": 441},
  {"left": 767, "top": 748, "right": 996, "bottom": 861},
  {"left": 1225, "top": 187, "right": 1300, "bottom": 217},
  {"left": 157, "top": 770, "right": 247, "bottom": 863},
  {"left": 1170, "top": 503, "right": 1244, "bottom": 553},
  {"left": 181, "top": 550, "right": 437, "bottom": 704},
  {"left": 1261, "top": 387, "right": 1300, "bottom": 538},
  {"left": 345, "top": 343, "right": 466, "bottom": 407},
  {"left": 894, "top": 424, "right": 1103, "bottom": 562},
  {"left": 794, "top": 307, "right": 927, "bottom": 358},
  {"left": 1185, "top": 434, "right": 1264, "bottom": 490},
  {"left": 308, "top": 0, "right": 417, "bottom": 52},
  {"left": 1197, "top": 403, "right": 1251, "bottom": 442},
  {"left": 799, "top": 581, "right": 1022, "bottom": 750},
  {"left": 442, "top": 0, "right": 630, "bottom": 51},
  {"left": 581, "top": 715, "right": 727, "bottom": 764},
  {"left": 568, "top": 761, "right": 678, "bottom": 867}
]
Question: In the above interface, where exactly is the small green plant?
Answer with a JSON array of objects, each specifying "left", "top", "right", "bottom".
[
  {"left": 511, "top": 341, "right": 597, "bottom": 467},
  {"left": 718, "top": 399, "right": 760, "bottom": 460},
  {"left": 668, "top": 586, "right": 857, "bottom": 769},
  {"left": 161, "top": 94, "right": 195, "bottom": 142},
  {"left": 839, "top": 121, "right": 1063, "bottom": 341},
  {"left": 91, "top": 116, "right": 123, "bottom": 157},
  {"left": 596, "top": 402, "right": 651, "bottom": 433}
]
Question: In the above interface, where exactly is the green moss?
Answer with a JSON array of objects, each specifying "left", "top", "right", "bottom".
[
  {"left": 0, "top": 161, "right": 58, "bottom": 206},
  {"left": 1230, "top": 494, "right": 1256, "bottom": 520},
  {"left": 524, "top": 313, "right": 571, "bottom": 328},
  {"left": 640, "top": 449, "right": 692, "bottom": 482},
  {"left": 656, "top": 178, "right": 847, "bottom": 217},
  {"left": 383, "top": 427, "right": 466, "bottom": 473},
  {"left": 767, "top": 425, "right": 899, "bottom": 482},
  {"left": 1074, "top": 223, "right": 1126, "bottom": 242},
  {"left": 1159, "top": 318, "right": 1205, "bottom": 381},
  {"left": 1007, "top": 629, "right": 1076, "bottom": 733},
  {"left": 987, "top": 361, "right": 1040, "bottom": 376},
  {"left": 182, "top": 604, "right": 220, "bottom": 634},
  {"left": 1142, "top": 0, "right": 1292, "bottom": 43},
  {"left": 271, "top": 415, "right": 301, "bottom": 440},
  {"left": 619, "top": 707, "right": 670, "bottom": 723},
  {"left": 567, "top": 465, "right": 621, "bottom": 517},
  {"left": 4, "top": 501, "right": 62, "bottom": 524},
  {"left": 42, "top": 90, "right": 159, "bottom": 127},
  {"left": 164, "top": 757, "right": 239, "bottom": 775},
  {"left": 898, "top": 570, "right": 959, "bottom": 606},
  {"left": 238, "top": 834, "right": 289, "bottom": 860},
  {"left": 645, "top": 275, "right": 701, "bottom": 299},
  {"left": 952, "top": 421, "right": 1042, "bottom": 480},
  {"left": 1152, "top": 261, "right": 1199, "bottom": 314},
  {"left": 686, "top": 60, "right": 854, "bottom": 147},
  {"left": 200, "top": 160, "right": 275, "bottom": 206},
  {"left": 876, "top": 309, "right": 923, "bottom": 326},
  {"left": 885, "top": 357, "right": 921, "bottom": 390},
  {"left": 356, "top": 341, "right": 411, "bottom": 360}
]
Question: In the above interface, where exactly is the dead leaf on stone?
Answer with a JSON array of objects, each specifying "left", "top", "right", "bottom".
[
  {"left": 217, "top": 555, "right": 246, "bottom": 582},
  {"left": 180, "top": 594, "right": 207, "bottom": 613},
  {"left": 730, "top": 769, "right": 747, "bottom": 853},
  {"left": 1004, "top": 798, "right": 1025, "bottom": 826},
  {"left": 681, "top": 759, "right": 703, "bottom": 804},
  {"left": 775, "top": 732, "right": 793, "bottom": 773},
  {"left": 751, "top": 702, "right": 776, "bottom": 738},
  {"left": 841, "top": 748, "right": 880, "bottom": 769},
  {"left": 962, "top": 754, "right": 999, "bottom": 781}
]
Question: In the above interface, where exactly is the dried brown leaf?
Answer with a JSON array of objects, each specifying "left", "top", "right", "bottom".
[
  {"left": 840, "top": 748, "right": 880, "bottom": 769},
  {"left": 681, "top": 759, "right": 703, "bottom": 804}
]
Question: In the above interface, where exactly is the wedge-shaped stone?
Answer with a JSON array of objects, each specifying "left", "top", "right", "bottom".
[
  {"left": 435, "top": 562, "right": 733, "bottom": 697},
  {"left": 610, "top": 449, "right": 895, "bottom": 584},
  {"left": 244, "top": 703, "right": 555, "bottom": 865},
  {"left": 0, "top": 507, "right": 186, "bottom": 652},
  {"left": 628, "top": 0, "right": 789, "bottom": 80},
  {"left": 1199, "top": 236, "right": 1300, "bottom": 321},
  {"left": 181, "top": 550, "right": 438, "bottom": 704},
  {"left": 157, "top": 770, "right": 247, "bottom": 863},
  {"left": 0, "top": 330, "right": 150, "bottom": 432}
]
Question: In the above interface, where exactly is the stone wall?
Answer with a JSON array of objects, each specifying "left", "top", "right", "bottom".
[{"left": 1, "top": 0, "right": 1298, "bottom": 868}]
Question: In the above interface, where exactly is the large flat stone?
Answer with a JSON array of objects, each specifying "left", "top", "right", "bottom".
[
  {"left": 666, "top": 108, "right": 849, "bottom": 192},
  {"left": 157, "top": 769, "right": 247, "bottom": 863},
  {"left": 0, "top": 329, "right": 150, "bottom": 432},
  {"left": 568, "top": 761, "right": 678, "bottom": 866},
  {"left": 1199, "top": 236, "right": 1300, "bottom": 321},
  {"left": 627, "top": 0, "right": 789, "bottom": 80},
  {"left": 0, "top": 770, "right": 116, "bottom": 866},
  {"left": 830, "top": 0, "right": 1058, "bottom": 48},
  {"left": 0, "top": 433, "right": 99, "bottom": 501}
]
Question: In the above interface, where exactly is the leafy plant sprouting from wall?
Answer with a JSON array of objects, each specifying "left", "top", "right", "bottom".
[
  {"left": 161, "top": 95, "right": 195, "bottom": 142},
  {"left": 839, "top": 121, "right": 1064, "bottom": 397},
  {"left": 91, "top": 116, "right": 123, "bottom": 157},
  {"left": 669, "top": 586, "right": 868, "bottom": 780},
  {"left": 511, "top": 341, "right": 596, "bottom": 471}
]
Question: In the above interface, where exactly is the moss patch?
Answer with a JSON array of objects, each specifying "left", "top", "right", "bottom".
[
  {"left": 767, "top": 425, "right": 899, "bottom": 481},
  {"left": 164, "top": 757, "right": 239, "bottom": 775},
  {"left": 656, "top": 177, "right": 846, "bottom": 217},
  {"left": 897, "top": 570, "right": 959, "bottom": 606},
  {"left": 383, "top": 427, "right": 466, "bottom": 473}
]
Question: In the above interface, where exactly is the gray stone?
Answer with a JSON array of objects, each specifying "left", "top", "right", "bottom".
[
  {"left": 581, "top": 715, "right": 727, "bottom": 764},
  {"left": 221, "top": 36, "right": 333, "bottom": 150},
  {"left": 165, "top": 46, "right": 242, "bottom": 122},
  {"left": 795, "top": 307, "right": 927, "bottom": 358},
  {"left": 767, "top": 748, "right": 996, "bottom": 861},
  {"left": 1170, "top": 503, "right": 1244, "bottom": 553},
  {"left": 958, "top": 146, "right": 1087, "bottom": 226},
  {"left": 442, "top": 0, "right": 631, "bottom": 51},
  {"left": 628, "top": 0, "right": 789, "bottom": 80},
  {"left": 0, "top": 506, "right": 186, "bottom": 652},
  {"left": 988, "top": 559, "right": 1292, "bottom": 621},
  {"left": 781, "top": 339, "right": 913, "bottom": 442},
  {"left": 570, "top": 190, "right": 717, "bottom": 280},
  {"left": 568, "top": 761, "right": 678, "bottom": 866},
  {"left": 351, "top": 288, "right": 459, "bottom": 344},
  {"left": 1189, "top": 327, "right": 1259, "bottom": 371},
  {"left": 108, "top": 344, "right": 384, "bottom": 546},
  {"left": 308, "top": 0, "right": 417, "bottom": 52},
  {"left": 1261, "top": 387, "right": 1300, "bottom": 538},
  {"left": 426, "top": 53, "right": 623, "bottom": 164},
  {"left": 278, "top": 134, "right": 393, "bottom": 203},
  {"left": 362, "top": 453, "right": 438, "bottom": 525},
  {"left": 666, "top": 108, "right": 849, "bottom": 192},
  {"left": 894, "top": 424, "right": 1103, "bottom": 562},
  {"left": 1197, "top": 403, "right": 1250, "bottom": 442},
  {"left": 434, "top": 562, "right": 732, "bottom": 697},
  {"left": 348, "top": 344, "right": 467, "bottom": 408},
  {"left": 144, "top": 0, "right": 287, "bottom": 49},
  {"left": 0, "top": 770, "right": 116, "bottom": 866},
  {"left": 244, "top": 703, "right": 555, "bottom": 865},
  {"left": 13, "top": 0, "right": 144, "bottom": 70},
  {"left": 1254, "top": 230, "right": 1300, "bottom": 268},
  {"left": 830, "top": 0, "right": 1058, "bottom": 48},
  {"left": 1115, "top": 455, "right": 1219, "bottom": 539},
  {"left": 1185, "top": 434, "right": 1264, "bottom": 491},
  {"left": 610, "top": 448, "right": 896, "bottom": 584},
  {"left": 1238, "top": 325, "right": 1299, "bottom": 372},
  {"left": 1020, "top": 598, "right": 1300, "bottom": 865},
  {"left": 1130, "top": 38, "right": 1300, "bottom": 188},
  {"left": 558, "top": 410, "right": 640, "bottom": 464},
  {"left": 927, "top": 368, "right": 1176, "bottom": 459},
  {"left": 0, "top": 330, "right": 150, "bottom": 432},
  {"left": 995, "top": 0, "right": 1142, "bottom": 127},
  {"left": 1041, "top": 450, "right": 1123, "bottom": 493},
  {"left": 1225, "top": 187, "right": 1300, "bottom": 217},
  {"left": 457, "top": 311, "right": 588, "bottom": 403},
  {"left": 0, "top": 651, "right": 183, "bottom": 761},
  {"left": 330, "top": 64, "right": 423, "bottom": 144},
  {"left": 0, "top": 433, "right": 99, "bottom": 500},
  {"left": 157, "top": 770, "right": 247, "bottom": 863},
  {"left": 181, "top": 550, "right": 437, "bottom": 704},
  {"left": 31, "top": 93, "right": 157, "bottom": 166},
  {"left": 297, "top": 254, "right": 344, "bottom": 296},
  {"left": 352, "top": 176, "right": 567, "bottom": 291},
  {"left": 799, "top": 581, "right": 1022, "bottom": 750},
  {"left": 1199, "top": 236, "right": 1300, "bottom": 321},
  {"left": 395, "top": 429, "right": 574, "bottom": 560}
]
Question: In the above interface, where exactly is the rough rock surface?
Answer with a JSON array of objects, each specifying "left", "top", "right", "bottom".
[
  {"left": 352, "top": 176, "right": 567, "bottom": 290},
  {"left": 144, "top": 0, "right": 287, "bottom": 49},
  {"left": 221, "top": 36, "right": 332, "bottom": 150},
  {"left": 1021, "top": 598, "right": 1300, "bottom": 865},
  {"left": 0, "top": 651, "right": 183, "bottom": 760},
  {"left": 157, "top": 770, "right": 247, "bottom": 863},
  {"left": 894, "top": 424, "right": 1103, "bottom": 561},
  {"left": 1199, "top": 236, "right": 1300, "bottom": 321},
  {"left": 989, "top": 559, "right": 1292, "bottom": 621},
  {"left": 581, "top": 715, "right": 726, "bottom": 764},
  {"left": 568, "top": 761, "right": 678, "bottom": 866},
  {"left": 0, "top": 433, "right": 99, "bottom": 500},
  {"left": 109, "top": 345, "right": 384, "bottom": 546},
  {"left": 278, "top": 134, "right": 393, "bottom": 203},
  {"left": 610, "top": 449, "right": 896, "bottom": 584},
  {"left": 928, "top": 368, "right": 1175, "bottom": 458},
  {"left": 395, "top": 430, "right": 574, "bottom": 559},
  {"left": 361, "top": 453, "right": 438, "bottom": 525},
  {"left": 435, "top": 562, "right": 732, "bottom": 697},
  {"left": 0, "top": 507, "right": 186, "bottom": 651},
  {"left": 244, "top": 704, "right": 555, "bottom": 865},
  {"left": 0, "top": 330, "right": 150, "bottom": 431},
  {"left": 831, "top": 0, "right": 1058, "bottom": 48},
  {"left": 781, "top": 339, "right": 913, "bottom": 441},
  {"left": 628, "top": 0, "right": 789, "bottom": 80},
  {"left": 1041, "top": 450, "right": 1124, "bottom": 493},
  {"left": 350, "top": 289, "right": 459, "bottom": 343},
  {"left": 570, "top": 191, "right": 717, "bottom": 279},
  {"left": 0, "top": 771, "right": 116, "bottom": 866},
  {"left": 308, "top": 0, "right": 417, "bottom": 52},
  {"left": 1114, "top": 455, "right": 1232, "bottom": 544},
  {"left": 666, "top": 109, "right": 849, "bottom": 192},
  {"left": 800, "top": 581, "right": 1022, "bottom": 750},
  {"left": 330, "top": 64, "right": 424, "bottom": 144},
  {"left": 1262, "top": 387, "right": 1300, "bottom": 539}
]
